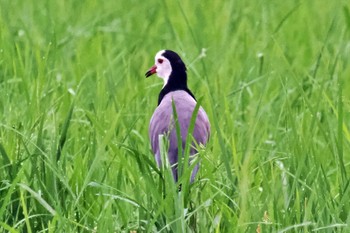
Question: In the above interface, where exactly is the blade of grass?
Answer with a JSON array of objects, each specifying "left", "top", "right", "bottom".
[
  {"left": 0, "top": 222, "right": 19, "bottom": 233},
  {"left": 337, "top": 81, "right": 347, "bottom": 183},
  {"left": 171, "top": 98, "right": 183, "bottom": 184},
  {"left": 273, "top": 2, "right": 302, "bottom": 34},
  {"left": 18, "top": 183, "right": 57, "bottom": 216},
  {"left": 20, "top": 189, "right": 32, "bottom": 233},
  {"left": 0, "top": 143, "right": 13, "bottom": 179},
  {"left": 56, "top": 102, "right": 74, "bottom": 162}
]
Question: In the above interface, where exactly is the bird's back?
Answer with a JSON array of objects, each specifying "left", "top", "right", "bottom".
[{"left": 149, "top": 90, "right": 210, "bottom": 180}]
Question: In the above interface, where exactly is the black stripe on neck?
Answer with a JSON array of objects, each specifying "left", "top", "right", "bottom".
[{"left": 157, "top": 71, "right": 196, "bottom": 105}]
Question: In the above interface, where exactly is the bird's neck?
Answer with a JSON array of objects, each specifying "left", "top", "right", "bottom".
[{"left": 157, "top": 71, "right": 196, "bottom": 105}]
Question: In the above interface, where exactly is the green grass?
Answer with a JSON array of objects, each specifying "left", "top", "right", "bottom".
[{"left": 1, "top": 0, "right": 350, "bottom": 232}]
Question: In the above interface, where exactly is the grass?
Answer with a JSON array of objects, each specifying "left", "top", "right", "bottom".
[{"left": 0, "top": 0, "right": 350, "bottom": 232}]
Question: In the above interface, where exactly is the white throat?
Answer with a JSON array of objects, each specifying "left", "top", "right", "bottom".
[
  {"left": 154, "top": 50, "right": 172, "bottom": 87},
  {"left": 161, "top": 76, "right": 169, "bottom": 87}
]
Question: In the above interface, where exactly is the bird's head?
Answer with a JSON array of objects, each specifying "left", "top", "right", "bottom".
[{"left": 145, "top": 50, "right": 187, "bottom": 87}]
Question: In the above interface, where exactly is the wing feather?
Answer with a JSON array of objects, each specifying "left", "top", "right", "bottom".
[{"left": 149, "top": 90, "right": 210, "bottom": 168}]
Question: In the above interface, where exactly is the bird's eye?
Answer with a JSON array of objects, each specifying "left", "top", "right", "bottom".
[{"left": 158, "top": 58, "right": 163, "bottom": 64}]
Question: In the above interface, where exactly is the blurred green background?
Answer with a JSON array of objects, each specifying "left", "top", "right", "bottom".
[{"left": 1, "top": 0, "right": 350, "bottom": 232}]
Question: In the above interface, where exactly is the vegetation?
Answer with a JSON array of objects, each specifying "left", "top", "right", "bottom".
[{"left": 0, "top": 0, "right": 349, "bottom": 232}]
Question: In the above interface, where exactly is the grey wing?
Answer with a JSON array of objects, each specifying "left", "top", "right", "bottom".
[
  {"left": 175, "top": 103, "right": 210, "bottom": 151},
  {"left": 149, "top": 106, "right": 172, "bottom": 164},
  {"left": 148, "top": 93, "right": 210, "bottom": 181},
  {"left": 193, "top": 107, "right": 210, "bottom": 146},
  {"left": 149, "top": 93, "right": 210, "bottom": 164}
]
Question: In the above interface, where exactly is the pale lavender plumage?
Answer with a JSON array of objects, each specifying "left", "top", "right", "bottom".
[
  {"left": 149, "top": 90, "right": 210, "bottom": 181},
  {"left": 146, "top": 49, "right": 210, "bottom": 182}
]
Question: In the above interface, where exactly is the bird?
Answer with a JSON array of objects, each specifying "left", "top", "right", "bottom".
[{"left": 145, "top": 49, "right": 210, "bottom": 182}]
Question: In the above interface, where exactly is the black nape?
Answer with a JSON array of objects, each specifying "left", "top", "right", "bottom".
[{"left": 157, "top": 50, "right": 196, "bottom": 105}]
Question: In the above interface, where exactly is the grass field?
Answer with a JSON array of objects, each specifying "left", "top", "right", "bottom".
[{"left": 1, "top": 0, "right": 350, "bottom": 232}]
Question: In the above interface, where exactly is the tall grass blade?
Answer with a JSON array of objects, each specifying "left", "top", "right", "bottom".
[
  {"left": 18, "top": 183, "right": 57, "bottom": 216},
  {"left": 0, "top": 143, "right": 13, "bottom": 179},
  {"left": 56, "top": 103, "right": 74, "bottom": 162},
  {"left": 337, "top": 81, "right": 347, "bottom": 183}
]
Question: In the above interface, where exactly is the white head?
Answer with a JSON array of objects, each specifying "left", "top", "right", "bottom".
[{"left": 145, "top": 50, "right": 172, "bottom": 86}]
